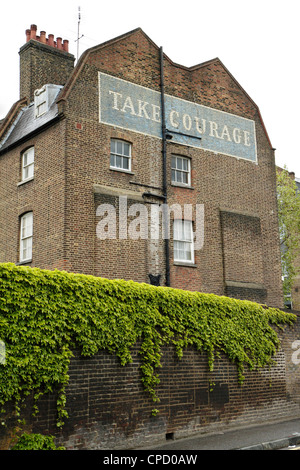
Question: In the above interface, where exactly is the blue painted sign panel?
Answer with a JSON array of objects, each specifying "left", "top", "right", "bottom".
[{"left": 98, "top": 72, "right": 257, "bottom": 162}]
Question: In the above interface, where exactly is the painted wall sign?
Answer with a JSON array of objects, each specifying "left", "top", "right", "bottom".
[{"left": 98, "top": 72, "right": 257, "bottom": 162}]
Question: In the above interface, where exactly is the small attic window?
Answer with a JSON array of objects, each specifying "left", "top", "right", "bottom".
[
  {"left": 34, "top": 86, "right": 47, "bottom": 117},
  {"left": 34, "top": 84, "right": 62, "bottom": 118}
]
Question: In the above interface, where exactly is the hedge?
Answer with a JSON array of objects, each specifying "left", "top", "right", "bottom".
[{"left": 0, "top": 262, "right": 296, "bottom": 426}]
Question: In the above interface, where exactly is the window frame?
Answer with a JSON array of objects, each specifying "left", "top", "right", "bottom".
[
  {"left": 171, "top": 155, "right": 191, "bottom": 186},
  {"left": 110, "top": 139, "right": 132, "bottom": 172},
  {"left": 173, "top": 219, "right": 195, "bottom": 264},
  {"left": 21, "top": 147, "right": 34, "bottom": 182},
  {"left": 19, "top": 212, "right": 33, "bottom": 263}
]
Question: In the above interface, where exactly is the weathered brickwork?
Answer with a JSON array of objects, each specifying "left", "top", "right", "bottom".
[
  {"left": 1, "top": 316, "right": 300, "bottom": 450},
  {"left": 0, "top": 26, "right": 283, "bottom": 306}
]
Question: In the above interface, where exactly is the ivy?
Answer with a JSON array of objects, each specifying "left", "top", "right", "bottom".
[
  {"left": 11, "top": 433, "right": 65, "bottom": 450},
  {"left": 0, "top": 263, "right": 296, "bottom": 426}
]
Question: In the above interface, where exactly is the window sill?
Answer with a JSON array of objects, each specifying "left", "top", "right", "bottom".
[
  {"left": 171, "top": 182, "right": 194, "bottom": 189},
  {"left": 173, "top": 262, "right": 197, "bottom": 268},
  {"left": 110, "top": 168, "right": 134, "bottom": 175},
  {"left": 16, "top": 259, "right": 32, "bottom": 266},
  {"left": 17, "top": 177, "right": 34, "bottom": 186}
]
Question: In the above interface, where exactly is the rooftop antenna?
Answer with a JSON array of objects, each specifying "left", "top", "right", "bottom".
[{"left": 76, "top": 6, "right": 84, "bottom": 61}]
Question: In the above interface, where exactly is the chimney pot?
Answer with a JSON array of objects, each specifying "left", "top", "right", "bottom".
[
  {"left": 24, "top": 25, "right": 71, "bottom": 54},
  {"left": 56, "top": 37, "right": 63, "bottom": 50},
  {"left": 40, "top": 31, "right": 46, "bottom": 43},
  {"left": 48, "top": 34, "right": 54, "bottom": 47},
  {"left": 30, "top": 24, "right": 37, "bottom": 40},
  {"left": 63, "top": 39, "right": 69, "bottom": 52}
]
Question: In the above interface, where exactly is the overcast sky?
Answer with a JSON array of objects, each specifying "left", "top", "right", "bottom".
[{"left": 1, "top": 0, "right": 299, "bottom": 174}]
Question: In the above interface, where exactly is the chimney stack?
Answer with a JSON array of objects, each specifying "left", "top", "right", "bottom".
[{"left": 20, "top": 24, "right": 75, "bottom": 102}]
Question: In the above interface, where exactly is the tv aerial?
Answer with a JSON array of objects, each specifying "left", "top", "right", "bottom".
[{"left": 75, "top": 6, "right": 84, "bottom": 61}]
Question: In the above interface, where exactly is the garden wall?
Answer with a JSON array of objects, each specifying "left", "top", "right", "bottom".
[
  {"left": 1, "top": 316, "right": 300, "bottom": 450},
  {"left": 0, "top": 263, "right": 299, "bottom": 450}
]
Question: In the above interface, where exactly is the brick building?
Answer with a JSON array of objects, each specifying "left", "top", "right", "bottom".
[{"left": 0, "top": 24, "right": 283, "bottom": 307}]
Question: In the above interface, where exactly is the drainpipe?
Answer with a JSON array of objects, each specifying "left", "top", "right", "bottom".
[{"left": 160, "top": 46, "right": 170, "bottom": 287}]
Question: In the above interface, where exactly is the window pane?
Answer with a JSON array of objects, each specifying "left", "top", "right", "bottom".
[
  {"left": 182, "top": 158, "right": 188, "bottom": 171},
  {"left": 182, "top": 172, "right": 188, "bottom": 184},
  {"left": 177, "top": 158, "right": 182, "bottom": 170},
  {"left": 183, "top": 221, "right": 192, "bottom": 240},
  {"left": 116, "top": 155, "right": 122, "bottom": 168},
  {"left": 123, "top": 157, "right": 129, "bottom": 170},
  {"left": 23, "top": 237, "right": 32, "bottom": 259},
  {"left": 111, "top": 140, "right": 115, "bottom": 153},
  {"left": 124, "top": 143, "right": 130, "bottom": 156},
  {"left": 26, "top": 149, "right": 34, "bottom": 165},
  {"left": 173, "top": 220, "right": 179, "bottom": 240},
  {"left": 24, "top": 163, "right": 34, "bottom": 180},
  {"left": 22, "top": 213, "right": 33, "bottom": 238},
  {"left": 171, "top": 157, "right": 176, "bottom": 169},
  {"left": 173, "top": 222, "right": 179, "bottom": 240},
  {"left": 110, "top": 154, "right": 115, "bottom": 167},
  {"left": 117, "top": 141, "right": 123, "bottom": 154},
  {"left": 36, "top": 101, "right": 47, "bottom": 117}
]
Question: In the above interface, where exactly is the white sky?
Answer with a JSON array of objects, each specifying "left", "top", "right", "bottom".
[{"left": 1, "top": 0, "right": 299, "bottom": 174}]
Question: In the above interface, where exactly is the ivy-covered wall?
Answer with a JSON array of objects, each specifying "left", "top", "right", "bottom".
[{"left": 0, "top": 263, "right": 299, "bottom": 449}]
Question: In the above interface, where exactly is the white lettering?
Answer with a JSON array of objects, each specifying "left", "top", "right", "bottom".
[
  {"left": 107, "top": 86, "right": 253, "bottom": 151},
  {"left": 137, "top": 100, "right": 150, "bottom": 119},
  {"left": 152, "top": 104, "right": 161, "bottom": 122},
  {"left": 121, "top": 96, "right": 136, "bottom": 115},
  {"left": 109, "top": 90, "right": 122, "bottom": 110},
  {"left": 147, "top": 454, "right": 198, "bottom": 465},
  {"left": 170, "top": 110, "right": 179, "bottom": 128},
  {"left": 195, "top": 117, "right": 206, "bottom": 134},
  {"left": 220, "top": 125, "right": 232, "bottom": 141},
  {"left": 243, "top": 130, "right": 250, "bottom": 146},
  {"left": 119, "top": 196, "right": 128, "bottom": 239},
  {"left": 183, "top": 113, "right": 192, "bottom": 131},
  {"left": 96, "top": 204, "right": 116, "bottom": 239},
  {"left": 209, "top": 121, "right": 219, "bottom": 138},
  {"left": 103, "top": 455, "right": 138, "bottom": 467},
  {"left": 233, "top": 127, "right": 241, "bottom": 144},
  {"left": 128, "top": 203, "right": 148, "bottom": 240}
]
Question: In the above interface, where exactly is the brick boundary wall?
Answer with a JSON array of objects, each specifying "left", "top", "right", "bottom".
[{"left": 1, "top": 313, "right": 300, "bottom": 450}]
